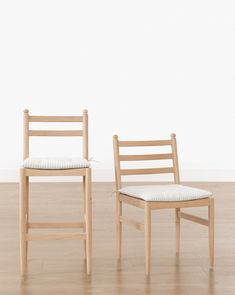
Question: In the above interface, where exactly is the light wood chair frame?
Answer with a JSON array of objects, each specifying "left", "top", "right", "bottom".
[
  {"left": 19, "top": 109, "right": 92, "bottom": 276},
  {"left": 113, "top": 133, "right": 214, "bottom": 276}
]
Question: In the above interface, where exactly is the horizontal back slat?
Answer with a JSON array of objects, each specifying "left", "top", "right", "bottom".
[
  {"left": 119, "top": 140, "right": 172, "bottom": 147},
  {"left": 29, "top": 130, "right": 83, "bottom": 136},
  {"left": 120, "top": 167, "right": 175, "bottom": 175},
  {"left": 119, "top": 153, "right": 173, "bottom": 161},
  {"left": 29, "top": 116, "right": 83, "bottom": 122}
]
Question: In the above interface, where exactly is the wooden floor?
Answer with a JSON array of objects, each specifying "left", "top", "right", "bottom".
[{"left": 0, "top": 182, "right": 234, "bottom": 295}]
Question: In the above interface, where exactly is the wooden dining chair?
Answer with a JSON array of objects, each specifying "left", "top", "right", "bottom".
[
  {"left": 113, "top": 133, "right": 214, "bottom": 276},
  {"left": 19, "top": 109, "right": 92, "bottom": 276}
]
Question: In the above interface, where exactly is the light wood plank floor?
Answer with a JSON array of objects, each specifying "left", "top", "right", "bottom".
[{"left": 0, "top": 182, "right": 234, "bottom": 295}]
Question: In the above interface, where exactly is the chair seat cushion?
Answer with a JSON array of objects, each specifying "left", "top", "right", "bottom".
[
  {"left": 23, "top": 157, "right": 90, "bottom": 170},
  {"left": 119, "top": 184, "right": 212, "bottom": 202}
]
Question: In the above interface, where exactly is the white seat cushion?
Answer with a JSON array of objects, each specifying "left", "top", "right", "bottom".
[
  {"left": 119, "top": 184, "right": 212, "bottom": 202},
  {"left": 23, "top": 157, "right": 90, "bottom": 170}
]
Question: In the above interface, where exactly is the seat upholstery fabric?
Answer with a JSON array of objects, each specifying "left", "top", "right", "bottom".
[
  {"left": 119, "top": 184, "right": 212, "bottom": 202},
  {"left": 23, "top": 157, "right": 90, "bottom": 170}
]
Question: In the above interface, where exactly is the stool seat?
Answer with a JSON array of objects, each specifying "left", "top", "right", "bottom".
[
  {"left": 119, "top": 184, "right": 212, "bottom": 202},
  {"left": 23, "top": 157, "right": 90, "bottom": 170}
]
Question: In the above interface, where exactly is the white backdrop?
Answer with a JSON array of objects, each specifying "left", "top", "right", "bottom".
[{"left": 0, "top": 1, "right": 234, "bottom": 182}]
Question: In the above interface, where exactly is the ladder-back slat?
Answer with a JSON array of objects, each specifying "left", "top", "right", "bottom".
[
  {"left": 120, "top": 167, "right": 175, "bottom": 175},
  {"left": 29, "top": 116, "right": 83, "bottom": 122},
  {"left": 119, "top": 140, "right": 172, "bottom": 147},
  {"left": 29, "top": 130, "right": 83, "bottom": 137},
  {"left": 119, "top": 153, "right": 173, "bottom": 161}
]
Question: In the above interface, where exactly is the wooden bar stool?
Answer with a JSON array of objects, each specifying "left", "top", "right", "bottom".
[
  {"left": 113, "top": 134, "right": 214, "bottom": 276},
  {"left": 19, "top": 109, "right": 92, "bottom": 276}
]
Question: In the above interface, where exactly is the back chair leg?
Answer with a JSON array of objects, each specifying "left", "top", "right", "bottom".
[
  {"left": 19, "top": 169, "right": 27, "bottom": 276},
  {"left": 83, "top": 176, "right": 87, "bottom": 260},
  {"left": 145, "top": 202, "right": 151, "bottom": 276},
  {"left": 85, "top": 169, "right": 92, "bottom": 275},
  {"left": 208, "top": 198, "right": 215, "bottom": 268},
  {"left": 175, "top": 208, "right": 180, "bottom": 254},
  {"left": 116, "top": 193, "right": 122, "bottom": 260}
]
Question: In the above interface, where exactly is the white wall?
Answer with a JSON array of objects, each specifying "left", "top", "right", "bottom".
[{"left": 0, "top": 1, "right": 234, "bottom": 182}]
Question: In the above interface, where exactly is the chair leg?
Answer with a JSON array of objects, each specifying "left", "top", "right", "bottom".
[
  {"left": 175, "top": 208, "right": 180, "bottom": 254},
  {"left": 144, "top": 202, "right": 151, "bottom": 276},
  {"left": 25, "top": 176, "right": 29, "bottom": 261},
  {"left": 116, "top": 193, "right": 122, "bottom": 260},
  {"left": 85, "top": 169, "right": 92, "bottom": 275},
  {"left": 19, "top": 169, "right": 27, "bottom": 276},
  {"left": 208, "top": 198, "right": 215, "bottom": 268},
  {"left": 83, "top": 176, "right": 87, "bottom": 260}
]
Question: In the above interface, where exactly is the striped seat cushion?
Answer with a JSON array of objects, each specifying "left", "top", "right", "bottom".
[
  {"left": 119, "top": 184, "right": 212, "bottom": 202},
  {"left": 23, "top": 157, "right": 90, "bottom": 170}
]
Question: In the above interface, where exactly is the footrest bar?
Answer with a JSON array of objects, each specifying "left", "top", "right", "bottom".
[
  {"left": 180, "top": 212, "right": 208, "bottom": 226},
  {"left": 120, "top": 216, "right": 144, "bottom": 231},
  {"left": 27, "top": 233, "right": 86, "bottom": 241},
  {"left": 28, "top": 222, "right": 85, "bottom": 229}
]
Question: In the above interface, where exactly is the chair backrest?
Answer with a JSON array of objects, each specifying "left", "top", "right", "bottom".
[
  {"left": 113, "top": 134, "right": 180, "bottom": 190},
  {"left": 23, "top": 109, "right": 88, "bottom": 160}
]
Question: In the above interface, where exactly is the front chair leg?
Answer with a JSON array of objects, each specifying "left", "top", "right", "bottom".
[
  {"left": 116, "top": 193, "right": 122, "bottom": 260},
  {"left": 83, "top": 176, "right": 87, "bottom": 260},
  {"left": 25, "top": 176, "right": 29, "bottom": 262},
  {"left": 145, "top": 202, "right": 151, "bottom": 276},
  {"left": 85, "top": 169, "right": 92, "bottom": 275},
  {"left": 19, "top": 169, "right": 27, "bottom": 276},
  {"left": 175, "top": 208, "right": 180, "bottom": 254},
  {"left": 208, "top": 197, "right": 215, "bottom": 268}
]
